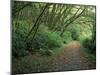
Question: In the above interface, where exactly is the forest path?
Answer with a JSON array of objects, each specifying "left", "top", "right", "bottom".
[
  {"left": 51, "top": 41, "right": 95, "bottom": 71},
  {"left": 13, "top": 41, "right": 96, "bottom": 74}
]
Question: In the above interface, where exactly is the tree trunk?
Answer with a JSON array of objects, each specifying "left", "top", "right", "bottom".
[
  {"left": 25, "top": 4, "right": 50, "bottom": 42},
  {"left": 60, "top": 7, "right": 86, "bottom": 36}
]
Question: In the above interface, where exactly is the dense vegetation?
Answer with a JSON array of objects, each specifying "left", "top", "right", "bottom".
[{"left": 12, "top": 1, "right": 96, "bottom": 74}]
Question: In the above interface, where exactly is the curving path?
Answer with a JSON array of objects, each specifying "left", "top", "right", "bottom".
[
  {"left": 51, "top": 41, "right": 96, "bottom": 71},
  {"left": 13, "top": 41, "right": 96, "bottom": 74}
]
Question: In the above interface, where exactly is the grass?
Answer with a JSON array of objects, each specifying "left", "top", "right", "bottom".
[
  {"left": 12, "top": 45, "right": 65, "bottom": 74},
  {"left": 12, "top": 54, "right": 53, "bottom": 74},
  {"left": 80, "top": 44, "right": 96, "bottom": 64},
  {"left": 12, "top": 41, "right": 96, "bottom": 74}
]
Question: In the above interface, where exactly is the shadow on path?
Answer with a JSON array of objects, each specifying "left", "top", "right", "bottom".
[{"left": 51, "top": 41, "right": 96, "bottom": 71}]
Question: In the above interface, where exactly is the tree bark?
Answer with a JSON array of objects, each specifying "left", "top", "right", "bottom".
[
  {"left": 60, "top": 8, "right": 86, "bottom": 36},
  {"left": 25, "top": 4, "right": 49, "bottom": 42},
  {"left": 13, "top": 3, "right": 31, "bottom": 17}
]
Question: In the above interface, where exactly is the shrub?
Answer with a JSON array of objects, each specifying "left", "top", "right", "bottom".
[
  {"left": 12, "top": 21, "right": 28, "bottom": 58},
  {"left": 71, "top": 31, "right": 79, "bottom": 40},
  {"left": 31, "top": 30, "right": 63, "bottom": 55},
  {"left": 33, "top": 30, "right": 63, "bottom": 49},
  {"left": 44, "top": 31, "right": 63, "bottom": 48},
  {"left": 82, "top": 38, "right": 96, "bottom": 53},
  {"left": 62, "top": 31, "right": 72, "bottom": 43},
  {"left": 39, "top": 48, "right": 53, "bottom": 56}
]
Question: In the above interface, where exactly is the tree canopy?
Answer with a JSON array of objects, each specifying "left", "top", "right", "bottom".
[{"left": 12, "top": 1, "right": 96, "bottom": 58}]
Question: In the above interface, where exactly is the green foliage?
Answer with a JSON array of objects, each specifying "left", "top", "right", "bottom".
[
  {"left": 12, "top": 32, "right": 26, "bottom": 57},
  {"left": 62, "top": 31, "right": 72, "bottom": 43},
  {"left": 12, "top": 2, "right": 96, "bottom": 74},
  {"left": 82, "top": 38, "right": 96, "bottom": 53},
  {"left": 12, "top": 1, "right": 96, "bottom": 57},
  {"left": 81, "top": 45, "right": 96, "bottom": 64},
  {"left": 71, "top": 31, "right": 79, "bottom": 40},
  {"left": 39, "top": 48, "right": 53, "bottom": 56},
  {"left": 31, "top": 30, "right": 63, "bottom": 56},
  {"left": 66, "top": 24, "right": 80, "bottom": 41},
  {"left": 12, "top": 54, "right": 54, "bottom": 74},
  {"left": 43, "top": 31, "right": 63, "bottom": 48},
  {"left": 12, "top": 21, "right": 28, "bottom": 58}
]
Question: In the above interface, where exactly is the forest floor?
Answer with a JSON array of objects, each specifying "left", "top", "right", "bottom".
[
  {"left": 13, "top": 41, "right": 96, "bottom": 74},
  {"left": 51, "top": 41, "right": 96, "bottom": 71}
]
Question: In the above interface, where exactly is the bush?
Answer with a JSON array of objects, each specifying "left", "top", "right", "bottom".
[
  {"left": 82, "top": 38, "right": 96, "bottom": 53},
  {"left": 44, "top": 31, "right": 63, "bottom": 48},
  {"left": 39, "top": 48, "right": 53, "bottom": 56},
  {"left": 12, "top": 21, "right": 28, "bottom": 58},
  {"left": 71, "top": 31, "right": 79, "bottom": 40},
  {"left": 62, "top": 31, "right": 72, "bottom": 43},
  {"left": 33, "top": 30, "right": 63, "bottom": 49},
  {"left": 31, "top": 30, "right": 63, "bottom": 55}
]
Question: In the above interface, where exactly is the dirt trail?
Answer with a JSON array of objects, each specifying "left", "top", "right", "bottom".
[
  {"left": 51, "top": 41, "right": 96, "bottom": 71},
  {"left": 13, "top": 41, "right": 96, "bottom": 74}
]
